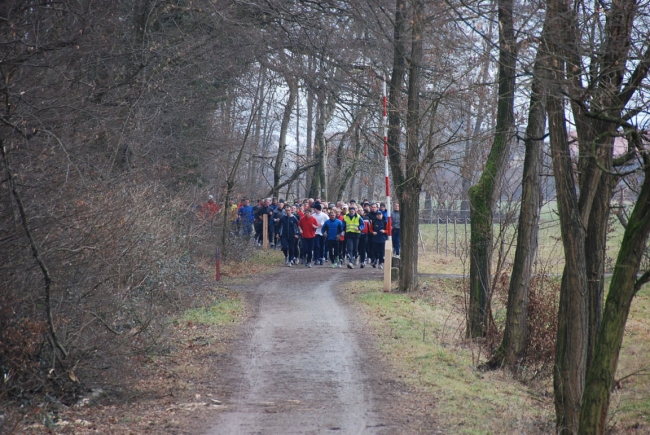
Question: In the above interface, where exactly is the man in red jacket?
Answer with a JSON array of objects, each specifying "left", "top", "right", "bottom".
[{"left": 298, "top": 209, "right": 318, "bottom": 268}]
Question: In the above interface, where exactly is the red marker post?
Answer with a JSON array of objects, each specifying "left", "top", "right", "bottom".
[{"left": 215, "top": 247, "right": 221, "bottom": 281}]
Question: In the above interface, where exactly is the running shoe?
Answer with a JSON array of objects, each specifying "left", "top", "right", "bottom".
[
  {"left": 379, "top": 264, "right": 384, "bottom": 269},
  {"left": 347, "top": 262, "right": 354, "bottom": 269},
  {"left": 307, "top": 262, "right": 312, "bottom": 268},
  {"left": 332, "top": 262, "right": 338, "bottom": 268}
]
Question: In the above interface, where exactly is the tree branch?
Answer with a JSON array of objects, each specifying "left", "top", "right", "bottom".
[{"left": 1, "top": 141, "right": 68, "bottom": 359}]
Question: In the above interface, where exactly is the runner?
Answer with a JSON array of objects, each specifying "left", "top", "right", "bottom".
[
  {"left": 322, "top": 210, "right": 345, "bottom": 268},
  {"left": 291, "top": 205, "right": 302, "bottom": 263},
  {"left": 272, "top": 200, "right": 288, "bottom": 249},
  {"left": 278, "top": 207, "right": 300, "bottom": 266},
  {"left": 371, "top": 210, "right": 388, "bottom": 269},
  {"left": 343, "top": 206, "right": 364, "bottom": 268},
  {"left": 358, "top": 208, "right": 370, "bottom": 268},
  {"left": 237, "top": 198, "right": 255, "bottom": 238},
  {"left": 311, "top": 203, "right": 328, "bottom": 265},
  {"left": 198, "top": 195, "right": 218, "bottom": 220},
  {"left": 392, "top": 202, "right": 401, "bottom": 257},
  {"left": 253, "top": 198, "right": 272, "bottom": 245},
  {"left": 339, "top": 204, "right": 348, "bottom": 262},
  {"left": 298, "top": 208, "right": 318, "bottom": 268}
]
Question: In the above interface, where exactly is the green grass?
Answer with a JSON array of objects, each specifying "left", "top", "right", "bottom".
[
  {"left": 346, "top": 273, "right": 650, "bottom": 433},
  {"left": 417, "top": 200, "right": 627, "bottom": 275},
  {"left": 613, "top": 285, "right": 650, "bottom": 431},
  {"left": 179, "top": 296, "right": 244, "bottom": 326},
  {"left": 347, "top": 278, "right": 554, "bottom": 434}
]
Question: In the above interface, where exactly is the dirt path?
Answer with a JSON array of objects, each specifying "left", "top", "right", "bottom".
[{"left": 203, "top": 266, "right": 438, "bottom": 434}]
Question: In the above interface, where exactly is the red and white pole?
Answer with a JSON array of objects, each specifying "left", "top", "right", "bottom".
[
  {"left": 382, "top": 80, "right": 392, "bottom": 237},
  {"left": 382, "top": 79, "right": 393, "bottom": 292}
]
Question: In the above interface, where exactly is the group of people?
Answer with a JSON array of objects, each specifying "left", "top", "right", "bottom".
[{"left": 236, "top": 196, "right": 401, "bottom": 269}]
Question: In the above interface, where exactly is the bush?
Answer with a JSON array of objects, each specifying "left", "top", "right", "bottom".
[{"left": 0, "top": 182, "right": 221, "bottom": 405}]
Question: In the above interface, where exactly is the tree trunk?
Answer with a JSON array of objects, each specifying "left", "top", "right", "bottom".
[
  {"left": 584, "top": 176, "right": 612, "bottom": 371},
  {"left": 468, "top": 0, "right": 516, "bottom": 337},
  {"left": 248, "top": 66, "right": 266, "bottom": 187},
  {"left": 460, "top": 17, "right": 494, "bottom": 220},
  {"left": 489, "top": 47, "right": 546, "bottom": 369},
  {"left": 331, "top": 122, "right": 363, "bottom": 202},
  {"left": 400, "top": 183, "right": 420, "bottom": 291},
  {"left": 305, "top": 58, "right": 314, "bottom": 195},
  {"left": 398, "top": 0, "right": 424, "bottom": 293},
  {"left": 579, "top": 143, "right": 650, "bottom": 434},
  {"left": 386, "top": 0, "right": 407, "bottom": 198},
  {"left": 545, "top": 40, "right": 588, "bottom": 434},
  {"left": 272, "top": 77, "right": 297, "bottom": 196},
  {"left": 308, "top": 87, "right": 335, "bottom": 200}
]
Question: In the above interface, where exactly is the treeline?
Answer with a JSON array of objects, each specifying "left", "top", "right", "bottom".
[{"left": 2, "top": 1, "right": 650, "bottom": 434}]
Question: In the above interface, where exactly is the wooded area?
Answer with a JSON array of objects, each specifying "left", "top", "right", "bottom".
[{"left": 1, "top": 0, "right": 649, "bottom": 433}]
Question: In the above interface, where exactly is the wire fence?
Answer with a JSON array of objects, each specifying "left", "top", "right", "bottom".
[
  {"left": 419, "top": 214, "right": 471, "bottom": 257},
  {"left": 417, "top": 207, "right": 625, "bottom": 276}
]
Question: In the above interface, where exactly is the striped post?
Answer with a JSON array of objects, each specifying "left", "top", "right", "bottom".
[
  {"left": 215, "top": 246, "right": 221, "bottom": 281},
  {"left": 382, "top": 79, "right": 393, "bottom": 292}
]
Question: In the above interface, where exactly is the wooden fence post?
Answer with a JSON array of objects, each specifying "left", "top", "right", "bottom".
[{"left": 263, "top": 214, "right": 268, "bottom": 249}]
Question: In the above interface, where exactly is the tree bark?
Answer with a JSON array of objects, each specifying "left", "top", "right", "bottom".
[
  {"left": 489, "top": 47, "right": 546, "bottom": 369},
  {"left": 386, "top": 0, "right": 407, "bottom": 202},
  {"left": 309, "top": 87, "right": 334, "bottom": 199},
  {"left": 579, "top": 139, "right": 650, "bottom": 434},
  {"left": 468, "top": 0, "right": 516, "bottom": 337},
  {"left": 305, "top": 66, "right": 314, "bottom": 196},
  {"left": 272, "top": 76, "right": 297, "bottom": 196},
  {"left": 248, "top": 65, "right": 266, "bottom": 187},
  {"left": 542, "top": 0, "right": 644, "bottom": 430},
  {"left": 398, "top": 0, "right": 424, "bottom": 293},
  {"left": 543, "top": 8, "right": 589, "bottom": 426}
]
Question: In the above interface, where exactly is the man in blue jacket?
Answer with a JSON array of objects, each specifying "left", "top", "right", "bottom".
[
  {"left": 237, "top": 198, "right": 255, "bottom": 237},
  {"left": 322, "top": 210, "right": 345, "bottom": 267}
]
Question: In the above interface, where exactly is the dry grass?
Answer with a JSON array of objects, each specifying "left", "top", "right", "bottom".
[
  {"left": 610, "top": 286, "right": 650, "bottom": 433},
  {"left": 345, "top": 275, "right": 650, "bottom": 434},
  {"left": 417, "top": 211, "right": 625, "bottom": 276},
  {"left": 345, "top": 278, "right": 555, "bottom": 434}
]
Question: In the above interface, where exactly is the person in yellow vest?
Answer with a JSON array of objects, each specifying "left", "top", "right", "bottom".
[{"left": 343, "top": 206, "right": 364, "bottom": 268}]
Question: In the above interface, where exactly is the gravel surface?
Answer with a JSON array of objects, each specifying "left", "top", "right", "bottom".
[{"left": 204, "top": 265, "right": 439, "bottom": 435}]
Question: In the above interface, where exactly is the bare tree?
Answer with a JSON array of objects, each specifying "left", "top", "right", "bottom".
[{"left": 467, "top": 0, "right": 517, "bottom": 337}]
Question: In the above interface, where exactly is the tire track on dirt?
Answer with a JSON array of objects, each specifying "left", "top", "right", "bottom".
[{"left": 205, "top": 273, "right": 384, "bottom": 434}]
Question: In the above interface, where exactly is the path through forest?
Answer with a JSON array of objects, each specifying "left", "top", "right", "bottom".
[{"left": 202, "top": 266, "right": 439, "bottom": 434}]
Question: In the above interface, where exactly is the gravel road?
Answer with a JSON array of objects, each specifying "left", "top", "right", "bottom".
[{"left": 203, "top": 266, "right": 438, "bottom": 435}]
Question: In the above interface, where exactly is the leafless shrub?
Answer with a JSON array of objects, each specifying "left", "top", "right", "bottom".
[
  {"left": 489, "top": 268, "right": 558, "bottom": 379},
  {"left": 522, "top": 273, "right": 559, "bottom": 378},
  {"left": 0, "top": 176, "right": 226, "bottom": 403}
]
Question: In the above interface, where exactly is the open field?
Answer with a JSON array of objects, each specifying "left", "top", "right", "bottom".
[{"left": 417, "top": 201, "right": 627, "bottom": 275}]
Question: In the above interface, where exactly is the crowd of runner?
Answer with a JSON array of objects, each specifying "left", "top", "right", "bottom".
[{"left": 233, "top": 197, "right": 401, "bottom": 269}]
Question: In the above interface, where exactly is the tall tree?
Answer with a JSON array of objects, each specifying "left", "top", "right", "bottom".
[
  {"left": 272, "top": 74, "right": 297, "bottom": 197},
  {"left": 467, "top": 0, "right": 517, "bottom": 337},
  {"left": 540, "top": 0, "right": 650, "bottom": 431},
  {"left": 489, "top": 44, "right": 547, "bottom": 369}
]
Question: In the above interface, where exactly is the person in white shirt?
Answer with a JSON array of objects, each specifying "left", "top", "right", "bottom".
[{"left": 311, "top": 202, "right": 329, "bottom": 265}]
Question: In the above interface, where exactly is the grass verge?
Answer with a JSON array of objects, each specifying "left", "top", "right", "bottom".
[
  {"left": 346, "top": 276, "right": 650, "bottom": 434},
  {"left": 346, "top": 277, "right": 553, "bottom": 435}
]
